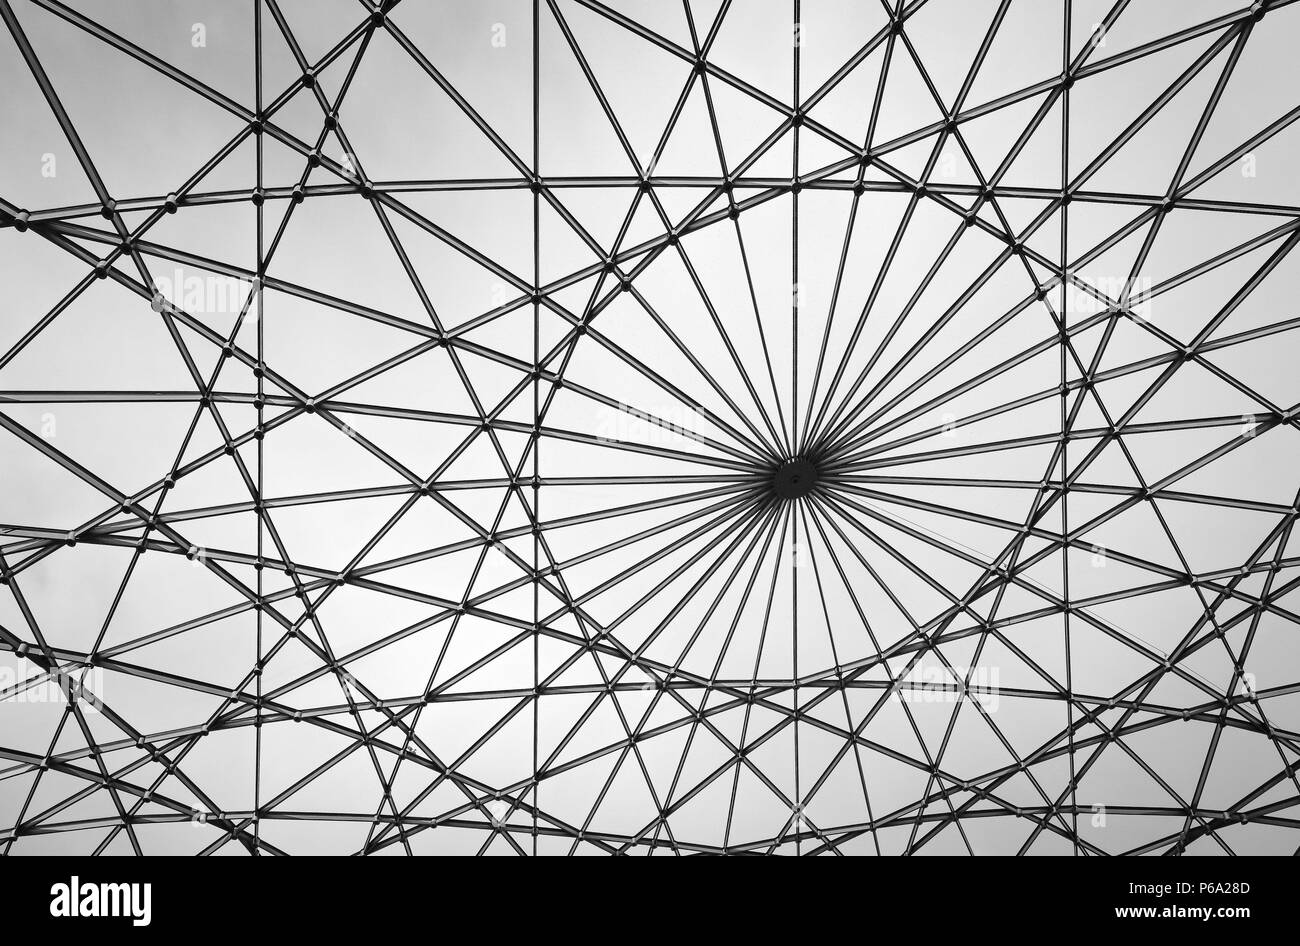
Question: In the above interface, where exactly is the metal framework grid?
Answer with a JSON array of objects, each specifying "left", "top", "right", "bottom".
[{"left": 1, "top": 0, "right": 1299, "bottom": 855}]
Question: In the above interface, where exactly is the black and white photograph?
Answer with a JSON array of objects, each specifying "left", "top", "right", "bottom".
[{"left": 0, "top": 0, "right": 1295, "bottom": 923}]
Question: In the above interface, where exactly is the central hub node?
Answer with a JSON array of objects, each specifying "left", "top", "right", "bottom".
[{"left": 773, "top": 458, "right": 818, "bottom": 499}]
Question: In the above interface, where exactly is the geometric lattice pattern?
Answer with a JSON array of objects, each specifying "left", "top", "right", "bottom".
[{"left": 2, "top": 0, "right": 1299, "bottom": 855}]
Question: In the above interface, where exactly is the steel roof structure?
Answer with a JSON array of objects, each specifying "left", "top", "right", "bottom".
[{"left": 1, "top": 0, "right": 1299, "bottom": 855}]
